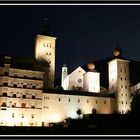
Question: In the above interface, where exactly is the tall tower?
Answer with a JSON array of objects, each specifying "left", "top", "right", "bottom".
[
  {"left": 61, "top": 64, "right": 68, "bottom": 89},
  {"left": 35, "top": 20, "right": 56, "bottom": 89},
  {"left": 83, "top": 63, "right": 100, "bottom": 93},
  {"left": 108, "top": 47, "right": 131, "bottom": 114}
]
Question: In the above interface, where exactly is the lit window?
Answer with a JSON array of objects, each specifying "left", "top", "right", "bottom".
[
  {"left": 21, "top": 103, "right": 26, "bottom": 108},
  {"left": 96, "top": 100, "right": 98, "bottom": 104},
  {"left": 12, "top": 113, "right": 14, "bottom": 118},
  {"left": 78, "top": 99, "right": 80, "bottom": 103},
  {"left": 31, "top": 114, "right": 34, "bottom": 118}
]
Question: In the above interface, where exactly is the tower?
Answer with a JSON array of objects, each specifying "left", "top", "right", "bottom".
[
  {"left": 35, "top": 20, "right": 56, "bottom": 89},
  {"left": 108, "top": 47, "right": 131, "bottom": 114},
  {"left": 61, "top": 64, "right": 68, "bottom": 89},
  {"left": 83, "top": 63, "right": 100, "bottom": 93}
]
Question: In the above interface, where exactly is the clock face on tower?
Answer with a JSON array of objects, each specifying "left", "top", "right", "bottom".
[{"left": 78, "top": 78, "right": 82, "bottom": 83}]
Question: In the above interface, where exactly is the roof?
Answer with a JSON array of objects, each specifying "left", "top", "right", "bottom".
[{"left": 0, "top": 55, "right": 49, "bottom": 72}]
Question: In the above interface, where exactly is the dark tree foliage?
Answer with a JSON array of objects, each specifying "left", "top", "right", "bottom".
[{"left": 131, "top": 93, "right": 140, "bottom": 114}]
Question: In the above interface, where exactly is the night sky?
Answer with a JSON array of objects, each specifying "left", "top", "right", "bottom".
[{"left": 1, "top": 5, "right": 140, "bottom": 78}]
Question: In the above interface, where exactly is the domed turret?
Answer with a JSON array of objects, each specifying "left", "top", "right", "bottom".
[
  {"left": 113, "top": 47, "right": 122, "bottom": 57},
  {"left": 87, "top": 63, "right": 95, "bottom": 71}
]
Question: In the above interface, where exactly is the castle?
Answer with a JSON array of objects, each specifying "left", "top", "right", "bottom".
[{"left": 0, "top": 23, "right": 136, "bottom": 127}]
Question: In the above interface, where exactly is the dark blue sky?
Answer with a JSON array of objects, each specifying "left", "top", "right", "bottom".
[{"left": 0, "top": 5, "right": 140, "bottom": 78}]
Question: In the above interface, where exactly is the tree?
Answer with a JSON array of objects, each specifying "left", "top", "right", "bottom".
[
  {"left": 76, "top": 109, "right": 82, "bottom": 118},
  {"left": 131, "top": 93, "right": 140, "bottom": 115}
]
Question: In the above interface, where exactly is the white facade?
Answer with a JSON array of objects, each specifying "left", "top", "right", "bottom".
[
  {"left": 83, "top": 71, "right": 100, "bottom": 93},
  {"left": 62, "top": 67, "right": 86, "bottom": 91},
  {"left": 61, "top": 65, "right": 68, "bottom": 89}
]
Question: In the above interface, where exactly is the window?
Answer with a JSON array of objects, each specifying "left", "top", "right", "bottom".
[
  {"left": 104, "top": 100, "right": 106, "bottom": 104},
  {"left": 59, "top": 98, "right": 61, "bottom": 102},
  {"left": 31, "top": 106, "right": 35, "bottom": 109},
  {"left": 68, "top": 98, "right": 70, "bottom": 102},
  {"left": 2, "top": 92, "right": 7, "bottom": 97},
  {"left": 1, "top": 102, "right": 6, "bottom": 107},
  {"left": 122, "top": 101, "right": 123, "bottom": 104},
  {"left": 120, "top": 77, "right": 122, "bottom": 80},
  {"left": 12, "top": 113, "right": 14, "bottom": 118},
  {"left": 126, "top": 94, "right": 127, "bottom": 97},
  {"left": 3, "top": 82, "right": 8, "bottom": 86},
  {"left": 4, "top": 72, "right": 8, "bottom": 76},
  {"left": 13, "top": 94, "right": 16, "bottom": 98},
  {"left": 12, "top": 102, "right": 16, "bottom": 108},
  {"left": 23, "top": 85, "right": 27, "bottom": 88},
  {"left": 31, "top": 114, "right": 34, "bottom": 118},
  {"left": 120, "top": 68, "right": 122, "bottom": 72},
  {"left": 125, "top": 85, "right": 127, "bottom": 89},
  {"left": 32, "top": 86, "right": 36, "bottom": 89},
  {"left": 21, "top": 103, "right": 26, "bottom": 108},
  {"left": 22, "top": 95, "right": 26, "bottom": 98},
  {"left": 121, "top": 93, "right": 123, "bottom": 96},
  {"left": 78, "top": 99, "right": 80, "bottom": 103},
  {"left": 13, "top": 84, "right": 17, "bottom": 88},
  {"left": 126, "top": 101, "right": 127, "bottom": 105},
  {"left": 96, "top": 100, "right": 98, "bottom": 104},
  {"left": 22, "top": 114, "right": 24, "bottom": 118},
  {"left": 121, "top": 85, "right": 123, "bottom": 88},
  {"left": 32, "top": 95, "right": 35, "bottom": 99},
  {"left": 87, "top": 100, "right": 89, "bottom": 103}
]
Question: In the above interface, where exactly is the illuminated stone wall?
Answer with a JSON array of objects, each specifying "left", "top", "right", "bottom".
[
  {"left": 42, "top": 92, "right": 115, "bottom": 126},
  {"left": 35, "top": 35, "right": 56, "bottom": 89}
]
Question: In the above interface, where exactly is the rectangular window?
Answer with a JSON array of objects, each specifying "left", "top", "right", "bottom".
[
  {"left": 32, "top": 95, "right": 35, "bottom": 99},
  {"left": 96, "top": 100, "right": 98, "bottom": 104},
  {"left": 78, "top": 99, "right": 80, "bottom": 103},
  {"left": 22, "top": 95, "right": 26, "bottom": 98},
  {"left": 122, "top": 101, "right": 123, "bottom": 104},
  {"left": 13, "top": 84, "right": 17, "bottom": 88},
  {"left": 13, "top": 94, "right": 16, "bottom": 98},
  {"left": 21, "top": 103, "right": 26, "bottom": 108},
  {"left": 12, "top": 113, "right": 14, "bottom": 118},
  {"left": 3, "top": 82, "right": 8, "bottom": 86},
  {"left": 23, "top": 85, "right": 27, "bottom": 88},
  {"left": 59, "top": 98, "right": 61, "bottom": 102},
  {"left": 22, "top": 114, "right": 24, "bottom": 118},
  {"left": 31, "top": 114, "right": 34, "bottom": 118},
  {"left": 32, "top": 86, "right": 36, "bottom": 89},
  {"left": 87, "top": 100, "right": 89, "bottom": 103},
  {"left": 104, "top": 100, "right": 106, "bottom": 104},
  {"left": 68, "top": 98, "right": 70, "bottom": 102}
]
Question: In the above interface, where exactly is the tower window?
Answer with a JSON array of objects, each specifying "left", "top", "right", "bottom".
[
  {"left": 122, "top": 101, "right": 123, "bottom": 104},
  {"left": 68, "top": 98, "right": 70, "bottom": 102},
  {"left": 87, "top": 99, "right": 89, "bottom": 103},
  {"left": 31, "top": 114, "right": 34, "bottom": 118},
  {"left": 22, "top": 114, "right": 24, "bottom": 118},
  {"left": 59, "top": 98, "right": 61, "bottom": 102},
  {"left": 12, "top": 113, "right": 14, "bottom": 118},
  {"left": 120, "top": 77, "right": 122, "bottom": 80},
  {"left": 78, "top": 99, "right": 80, "bottom": 103},
  {"left": 104, "top": 100, "right": 106, "bottom": 104},
  {"left": 96, "top": 100, "right": 98, "bottom": 104},
  {"left": 121, "top": 85, "right": 123, "bottom": 88}
]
